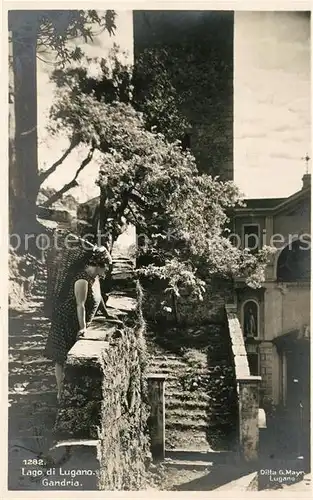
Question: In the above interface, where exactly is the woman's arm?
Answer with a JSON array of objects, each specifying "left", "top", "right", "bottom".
[
  {"left": 74, "top": 279, "right": 88, "bottom": 333},
  {"left": 99, "top": 295, "right": 115, "bottom": 318},
  {"left": 98, "top": 295, "right": 123, "bottom": 322}
]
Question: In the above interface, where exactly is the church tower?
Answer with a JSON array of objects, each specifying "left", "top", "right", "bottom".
[{"left": 133, "top": 11, "right": 234, "bottom": 181}]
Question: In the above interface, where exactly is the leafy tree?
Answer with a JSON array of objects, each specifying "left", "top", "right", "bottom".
[
  {"left": 8, "top": 10, "right": 116, "bottom": 241},
  {"left": 39, "top": 45, "right": 190, "bottom": 208},
  {"left": 48, "top": 78, "right": 275, "bottom": 295}
]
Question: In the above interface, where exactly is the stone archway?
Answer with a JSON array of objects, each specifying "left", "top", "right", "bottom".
[{"left": 276, "top": 238, "right": 310, "bottom": 282}]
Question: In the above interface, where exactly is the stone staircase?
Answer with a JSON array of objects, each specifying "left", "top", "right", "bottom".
[
  {"left": 8, "top": 245, "right": 239, "bottom": 489},
  {"left": 8, "top": 255, "right": 136, "bottom": 433},
  {"left": 8, "top": 261, "right": 57, "bottom": 490},
  {"left": 8, "top": 252, "right": 135, "bottom": 490},
  {"left": 146, "top": 324, "right": 238, "bottom": 458},
  {"left": 9, "top": 265, "right": 55, "bottom": 421}
]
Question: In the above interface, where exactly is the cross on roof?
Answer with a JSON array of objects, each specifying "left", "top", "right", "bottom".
[{"left": 302, "top": 153, "right": 311, "bottom": 174}]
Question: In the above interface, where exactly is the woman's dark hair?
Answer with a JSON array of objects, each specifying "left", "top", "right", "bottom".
[
  {"left": 86, "top": 247, "right": 112, "bottom": 268},
  {"left": 57, "top": 246, "right": 112, "bottom": 302}
]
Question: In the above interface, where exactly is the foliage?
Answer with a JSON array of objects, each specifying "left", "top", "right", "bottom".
[
  {"left": 50, "top": 46, "right": 189, "bottom": 143},
  {"left": 9, "top": 10, "right": 116, "bottom": 64},
  {"left": 132, "top": 48, "right": 190, "bottom": 142},
  {"left": 8, "top": 9, "right": 117, "bottom": 236},
  {"left": 38, "top": 186, "right": 78, "bottom": 210},
  {"left": 49, "top": 68, "right": 275, "bottom": 293},
  {"left": 43, "top": 40, "right": 222, "bottom": 204}
]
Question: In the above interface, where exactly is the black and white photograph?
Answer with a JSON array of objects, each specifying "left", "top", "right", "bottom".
[{"left": 5, "top": 3, "right": 311, "bottom": 494}]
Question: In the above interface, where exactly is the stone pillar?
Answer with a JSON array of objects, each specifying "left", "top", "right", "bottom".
[
  {"left": 237, "top": 375, "right": 262, "bottom": 462},
  {"left": 147, "top": 374, "right": 167, "bottom": 460}
]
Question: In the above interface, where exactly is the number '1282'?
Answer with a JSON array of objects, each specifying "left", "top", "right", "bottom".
[{"left": 22, "top": 459, "right": 44, "bottom": 466}]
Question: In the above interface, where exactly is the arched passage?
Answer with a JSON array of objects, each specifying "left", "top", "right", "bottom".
[{"left": 276, "top": 238, "right": 311, "bottom": 282}]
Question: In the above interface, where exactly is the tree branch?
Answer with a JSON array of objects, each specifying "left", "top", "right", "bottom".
[
  {"left": 42, "top": 147, "right": 95, "bottom": 207},
  {"left": 38, "top": 136, "right": 79, "bottom": 186},
  {"left": 127, "top": 203, "right": 140, "bottom": 225},
  {"left": 128, "top": 191, "right": 147, "bottom": 208}
]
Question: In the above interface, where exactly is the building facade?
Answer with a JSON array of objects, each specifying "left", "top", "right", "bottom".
[{"left": 233, "top": 174, "right": 310, "bottom": 421}]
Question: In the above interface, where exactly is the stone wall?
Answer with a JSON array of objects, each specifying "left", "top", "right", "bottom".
[
  {"left": 55, "top": 286, "right": 151, "bottom": 490},
  {"left": 225, "top": 304, "right": 261, "bottom": 462},
  {"left": 97, "top": 325, "right": 151, "bottom": 490}
]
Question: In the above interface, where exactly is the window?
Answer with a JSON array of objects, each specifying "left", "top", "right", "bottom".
[{"left": 242, "top": 224, "right": 260, "bottom": 252}]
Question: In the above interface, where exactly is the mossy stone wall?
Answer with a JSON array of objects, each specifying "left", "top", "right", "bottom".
[{"left": 55, "top": 289, "right": 151, "bottom": 490}]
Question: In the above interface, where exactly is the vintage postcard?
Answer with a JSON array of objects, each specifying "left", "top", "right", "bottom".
[{"left": 3, "top": 0, "right": 312, "bottom": 497}]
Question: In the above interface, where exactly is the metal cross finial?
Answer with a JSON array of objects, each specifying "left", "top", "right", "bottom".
[{"left": 302, "top": 153, "right": 311, "bottom": 174}]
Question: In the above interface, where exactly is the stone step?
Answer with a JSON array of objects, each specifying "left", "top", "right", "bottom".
[
  {"left": 147, "top": 352, "right": 183, "bottom": 360},
  {"left": 10, "top": 403, "right": 57, "bottom": 420},
  {"left": 9, "top": 411, "right": 57, "bottom": 430},
  {"left": 9, "top": 352, "right": 50, "bottom": 365},
  {"left": 112, "top": 262, "right": 134, "bottom": 269},
  {"left": 9, "top": 362, "right": 54, "bottom": 377},
  {"left": 30, "top": 297, "right": 45, "bottom": 304},
  {"left": 9, "top": 388, "right": 56, "bottom": 401},
  {"left": 8, "top": 428, "right": 55, "bottom": 442},
  {"left": 147, "top": 373, "right": 180, "bottom": 382},
  {"left": 9, "top": 391, "right": 57, "bottom": 409},
  {"left": 166, "top": 408, "right": 208, "bottom": 420},
  {"left": 112, "top": 256, "right": 134, "bottom": 262},
  {"left": 8, "top": 435, "right": 55, "bottom": 457},
  {"left": 165, "top": 449, "right": 236, "bottom": 464},
  {"left": 166, "top": 430, "right": 210, "bottom": 451},
  {"left": 162, "top": 457, "right": 213, "bottom": 471},
  {"left": 9, "top": 333, "right": 47, "bottom": 341},
  {"left": 9, "top": 343, "right": 46, "bottom": 353},
  {"left": 149, "top": 360, "right": 207, "bottom": 369},
  {"left": 9, "top": 314, "right": 49, "bottom": 322},
  {"left": 166, "top": 418, "right": 208, "bottom": 431},
  {"left": 149, "top": 365, "right": 209, "bottom": 376},
  {"left": 9, "top": 374, "right": 55, "bottom": 393},
  {"left": 9, "top": 322, "right": 49, "bottom": 337},
  {"left": 165, "top": 389, "right": 210, "bottom": 402},
  {"left": 9, "top": 369, "right": 55, "bottom": 390},
  {"left": 9, "top": 347, "right": 52, "bottom": 371},
  {"left": 148, "top": 357, "right": 186, "bottom": 367},
  {"left": 9, "top": 335, "right": 47, "bottom": 350},
  {"left": 166, "top": 399, "right": 210, "bottom": 411}
]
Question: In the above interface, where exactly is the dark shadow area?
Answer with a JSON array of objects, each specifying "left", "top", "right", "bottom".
[
  {"left": 171, "top": 462, "right": 255, "bottom": 491},
  {"left": 205, "top": 320, "right": 238, "bottom": 451},
  {"left": 277, "top": 239, "right": 311, "bottom": 282}
]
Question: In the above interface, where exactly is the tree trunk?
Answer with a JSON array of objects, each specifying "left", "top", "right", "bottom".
[{"left": 9, "top": 14, "right": 40, "bottom": 248}]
